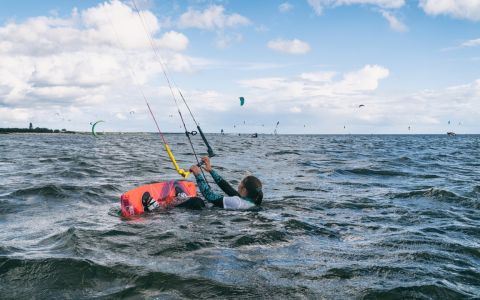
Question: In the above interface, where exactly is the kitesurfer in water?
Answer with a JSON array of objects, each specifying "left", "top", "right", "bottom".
[{"left": 189, "top": 157, "right": 263, "bottom": 209}]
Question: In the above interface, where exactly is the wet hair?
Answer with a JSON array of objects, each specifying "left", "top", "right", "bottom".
[{"left": 241, "top": 176, "right": 263, "bottom": 205}]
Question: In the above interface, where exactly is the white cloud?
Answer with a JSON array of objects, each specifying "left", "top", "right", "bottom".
[
  {"left": 0, "top": 107, "right": 32, "bottom": 122},
  {"left": 30, "top": 52, "right": 124, "bottom": 87},
  {"left": 380, "top": 10, "right": 408, "bottom": 32},
  {"left": 307, "top": 0, "right": 324, "bottom": 15},
  {"left": 115, "top": 112, "right": 127, "bottom": 120},
  {"left": 419, "top": 0, "right": 480, "bottom": 21},
  {"left": 306, "top": 0, "right": 480, "bottom": 24},
  {"left": 267, "top": 38, "right": 311, "bottom": 54},
  {"left": 238, "top": 62, "right": 288, "bottom": 71},
  {"left": 236, "top": 66, "right": 479, "bottom": 133},
  {"left": 307, "top": 0, "right": 405, "bottom": 15},
  {"left": 239, "top": 65, "right": 389, "bottom": 103},
  {"left": 81, "top": 0, "right": 160, "bottom": 50},
  {"left": 461, "top": 38, "right": 480, "bottom": 47},
  {"left": 178, "top": 5, "right": 250, "bottom": 30},
  {"left": 233, "top": 65, "right": 391, "bottom": 131},
  {"left": 279, "top": 2, "right": 294, "bottom": 13},
  {"left": 184, "top": 89, "right": 231, "bottom": 112},
  {"left": 290, "top": 106, "right": 302, "bottom": 113},
  {"left": 156, "top": 31, "right": 189, "bottom": 51},
  {"left": 1, "top": 1, "right": 478, "bottom": 133},
  {"left": 300, "top": 71, "right": 337, "bottom": 82},
  {"left": 336, "top": 65, "right": 390, "bottom": 92},
  {"left": 387, "top": 79, "right": 480, "bottom": 130},
  {"left": 0, "top": 0, "right": 214, "bottom": 130},
  {"left": 215, "top": 32, "right": 243, "bottom": 49}
]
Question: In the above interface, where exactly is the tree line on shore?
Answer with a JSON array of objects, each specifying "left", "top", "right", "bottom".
[{"left": 0, "top": 123, "right": 74, "bottom": 134}]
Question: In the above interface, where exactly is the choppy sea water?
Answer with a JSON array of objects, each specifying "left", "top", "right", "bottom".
[{"left": 0, "top": 133, "right": 479, "bottom": 299}]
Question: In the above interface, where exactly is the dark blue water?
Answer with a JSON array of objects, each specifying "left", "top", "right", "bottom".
[{"left": 1, "top": 133, "right": 479, "bottom": 299}]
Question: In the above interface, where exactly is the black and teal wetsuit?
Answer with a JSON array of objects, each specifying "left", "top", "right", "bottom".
[{"left": 194, "top": 170, "right": 255, "bottom": 209}]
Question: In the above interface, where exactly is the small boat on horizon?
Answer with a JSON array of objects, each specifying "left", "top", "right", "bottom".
[{"left": 447, "top": 132, "right": 456, "bottom": 136}]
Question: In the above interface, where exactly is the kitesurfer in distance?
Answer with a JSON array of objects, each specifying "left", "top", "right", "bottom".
[{"left": 189, "top": 157, "right": 263, "bottom": 209}]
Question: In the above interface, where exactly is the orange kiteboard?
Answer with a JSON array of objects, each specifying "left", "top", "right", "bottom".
[{"left": 120, "top": 180, "right": 197, "bottom": 217}]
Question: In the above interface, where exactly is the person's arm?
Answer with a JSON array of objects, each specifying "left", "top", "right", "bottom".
[
  {"left": 190, "top": 165, "right": 223, "bottom": 208},
  {"left": 201, "top": 157, "right": 240, "bottom": 197},
  {"left": 194, "top": 174, "right": 223, "bottom": 207},
  {"left": 210, "top": 170, "right": 240, "bottom": 197}
]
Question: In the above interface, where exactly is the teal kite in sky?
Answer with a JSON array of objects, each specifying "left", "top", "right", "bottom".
[
  {"left": 239, "top": 97, "right": 245, "bottom": 106},
  {"left": 91, "top": 120, "right": 105, "bottom": 137}
]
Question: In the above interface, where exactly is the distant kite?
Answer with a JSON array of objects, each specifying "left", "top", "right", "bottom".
[
  {"left": 359, "top": 104, "right": 365, "bottom": 108},
  {"left": 274, "top": 121, "right": 280, "bottom": 135},
  {"left": 239, "top": 97, "right": 245, "bottom": 106},
  {"left": 91, "top": 120, "right": 105, "bottom": 137},
  {"left": 448, "top": 120, "right": 451, "bottom": 125}
]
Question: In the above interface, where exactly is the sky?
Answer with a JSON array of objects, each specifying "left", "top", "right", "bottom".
[{"left": 0, "top": 0, "right": 479, "bottom": 134}]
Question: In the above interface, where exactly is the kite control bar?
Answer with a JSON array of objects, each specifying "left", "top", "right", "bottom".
[{"left": 197, "top": 126, "right": 215, "bottom": 157}]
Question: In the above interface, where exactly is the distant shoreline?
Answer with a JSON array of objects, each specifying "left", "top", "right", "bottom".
[
  {"left": 1, "top": 130, "right": 478, "bottom": 136},
  {"left": 0, "top": 127, "right": 76, "bottom": 134}
]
